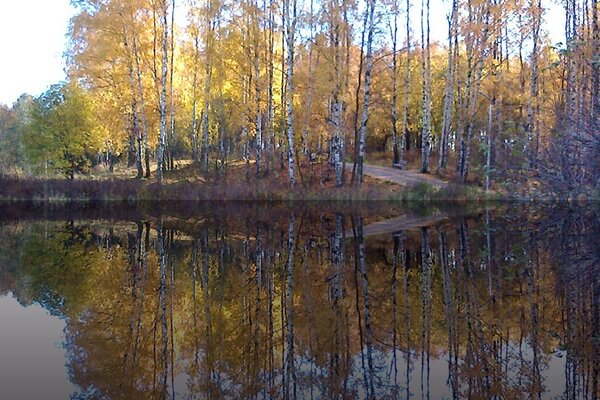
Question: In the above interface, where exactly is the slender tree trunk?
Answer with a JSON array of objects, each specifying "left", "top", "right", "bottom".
[
  {"left": 400, "top": 0, "right": 411, "bottom": 169},
  {"left": 301, "top": 0, "right": 316, "bottom": 158},
  {"left": 438, "top": 0, "right": 458, "bottom": 173},
  {"left": 563, "top": 0, "right": 578, "bottom": 186},
  {"left": 356, "top": 0, "right": 376, "bottom": 186},
  {"left": 123, "top": 27, "right": 144, "bottom": 178},
  {"left": 526, "top": 0, "right": 542, "bottom": 168},
  {"left": 351, "top": 7, "right": 369, "bottom": 184},
  {"left": 485, "top": 103, "right": 493, "bottom": 191},
  {"left": 157, "top": 0, "right": 169, "bottom": 183},
  {"left": 132, "top": 32, "right": 151, "bottom": 178},
  {"left": 168, "top": 0, "right": 176, "bottom": 171},
  {"left": 201, "top": 0, "right": 214, "bottom": 173},
  {"left": 266, "top": 0, "right": 275, "bottom": 175},
  {"left": 341, "top": 0, "right": 351, "bottom": 185},
  {"left": 284, "top": 0, "right": 297, "bottom": 187},
  {"left": 191, "top": 29, "right": 200, "bottom": 163},
  {"left": 390, "top": 0, "right": 400, "bottom": 165},
  {"left": 420, "top": 0, "right": 432, "bottom": 173},
  {"left": 254, "top": 0, "right": 263, "bottom": 177},
  {"left": 280, "top": 3, "right": 287, "bottom": 172},
  {"left": 330, "top": 0, "right": 344, "bottom": 186}
]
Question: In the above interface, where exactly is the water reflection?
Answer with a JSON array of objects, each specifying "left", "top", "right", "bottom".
[{"left": 0, "top": 203, "right": 599, "bottom": 399}]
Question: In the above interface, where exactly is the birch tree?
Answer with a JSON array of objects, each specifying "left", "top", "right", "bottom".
[
  {"left": 420, "top": 0, "right": 432, "bottom": 173},
  {"left": 284, "top": 0, "right": 297, "bottom": 187},
  {"left": 438, "top": 0, "right": 458, "bottom": 173},
  {"left": 200, "top": 0, "right": 216, "bottom": 172},
  {"left": 389, "top": 0, "right": 400, "bottom": 165},
  {"left": 157, "top": 0, "right": 169, "bottom": 182},
  {"left": 526, "top": 0, "right": 542, "bottom": 167},
  {"left": 356, "top": 0, "right": 376, "bottom": 186},
  {"left": 399, "top": 0, "right": 411, "bottom": 170},
  {"left": 329, "top": 0, "right": 345, "bottom": 186},
  {"left": 189, "top": 6, "right": 200, "bottom": 163}
]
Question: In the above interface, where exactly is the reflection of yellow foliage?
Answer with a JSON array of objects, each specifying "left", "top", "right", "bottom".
[{"left": 0, "top": 210, "right": 593, "bottom": 398}]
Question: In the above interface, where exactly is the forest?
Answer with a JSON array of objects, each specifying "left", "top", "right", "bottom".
[{"left": 0, "top": 0, "right": 599, "bottom": 198}]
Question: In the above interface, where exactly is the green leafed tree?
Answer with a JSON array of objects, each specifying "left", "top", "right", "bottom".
[{"left": 22, "top": 82, "right": 102, "bottom": 180}]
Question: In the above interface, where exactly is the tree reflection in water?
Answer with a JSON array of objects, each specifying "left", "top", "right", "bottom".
[{"left": 0, "top": 203, "right": 599, "bottom": 399}]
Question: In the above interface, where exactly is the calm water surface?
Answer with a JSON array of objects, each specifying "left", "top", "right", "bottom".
[{"left": 0, "top": 202, "right": 598, "bottom": 399}]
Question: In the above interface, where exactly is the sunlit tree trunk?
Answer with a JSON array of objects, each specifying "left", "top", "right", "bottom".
[
  {"left": 400, "top": 0, "right": 411, "bottom": 170},
  {"left": 168, "top": 0, "right": 176, "bottom": 171},
  {"left": 201, "top": 0, "right": 214, "bottom": 173},
  {"left": 560, "top": 0, "right": 579, "bottom": 188},
  {"left": 390, "top": 0, "right": 400, "bottom": 165},
  {"left": 284, "top": 0, "right": 297, "bottom": 187},
  {"left": 438, "top": 0, "right": 458, "bottom": 173},
  {"left": 356, "top": 0, "right": 376, "bottom": 186},
  {"left": 191, "top": 28, "right": 200, "bottom": 163},
  {"left": 301, "top": 0, "right": 316, "bottom": 158},
  {"left": 253, "top": 0, "right": 263, "bottom": 177},
  {"left": 420, "top": 0, "right": 432, "bottom": 173},
  {"left": 330, "top": 0, "right": 344, "bottom": 186},
  {"left": 526, "top": 0, "right": 542, "bottom": 168},
  {"left": 123, "top": 28, "right": 144, "bottom": 178},
  {"left": 350, "top": 8, "right": 368, "bottom": 183},
  {"left": 266, "top": 0, "right": 275, "bottom": 175},
  {"left": 132, "top": 33, "right": 151, "bottom": 179},
  {"left": 157, "top": 0, "right": 169, "bottom": 183}
]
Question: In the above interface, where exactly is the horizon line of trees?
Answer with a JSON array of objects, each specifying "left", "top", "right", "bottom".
[{"left": 0, "top": 0, "right": 599, "bottom": 194}]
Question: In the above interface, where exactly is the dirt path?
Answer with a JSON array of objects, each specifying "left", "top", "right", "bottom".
[{"left": 346, "top": 164, "right": 448, "bottom": 188}]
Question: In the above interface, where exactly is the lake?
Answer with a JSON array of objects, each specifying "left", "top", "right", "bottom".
[{"left": 0, "top": 202, "right": 598, "bottom": 399}]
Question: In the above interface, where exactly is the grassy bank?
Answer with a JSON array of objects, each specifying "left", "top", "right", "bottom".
[{"left": 0, "top": 175, "right": 507, "bottom": 202}]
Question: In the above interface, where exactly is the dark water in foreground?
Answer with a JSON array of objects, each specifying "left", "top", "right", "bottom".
[{"left": 0, "top": 202, "right": 599, "bottom": 399}]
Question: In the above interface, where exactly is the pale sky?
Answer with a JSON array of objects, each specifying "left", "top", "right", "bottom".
[
  {"left": 0, "top": 0, "right": 565, "bottom": 107},
  {"left": 0, "top": 0, "right": 76, "bottom": 106}
]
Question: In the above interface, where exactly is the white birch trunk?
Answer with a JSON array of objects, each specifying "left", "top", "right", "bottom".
[
  {"left": 132, "top": 30, "right": 150, "bottom": 178},
  {"left": 400, "top": 0, "right": 411, "bottom": 169},
  {"left": 157, "top": 0, "right": 169, "bottom": 182},
  {"left": 168, "top": 0, "right": 176, "bottom": 171},
  {"left": 284, "top": 0, "right": 297, "bottom": 187},
  {"left": 253, "top": 0, "right": 262, "bottom": 177},
  {"left": 356, "top": 0, "right": 376, "bottom": 186},
  {"left": 438, "top": 0, "right": 458, "bottom": 173},
  {"left": 191, "top": 30, "right": 200, "bottom": 163},
  {"left": 420, "top": 0, "right": 431, "bottom": 173},
  {"left": 201, "top": 0, "right": 214, "bottom": 173}
]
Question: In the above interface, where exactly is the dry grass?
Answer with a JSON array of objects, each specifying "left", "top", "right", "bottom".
[{"left": 0, "top": 157, "right": 504, "bottom": 202}]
